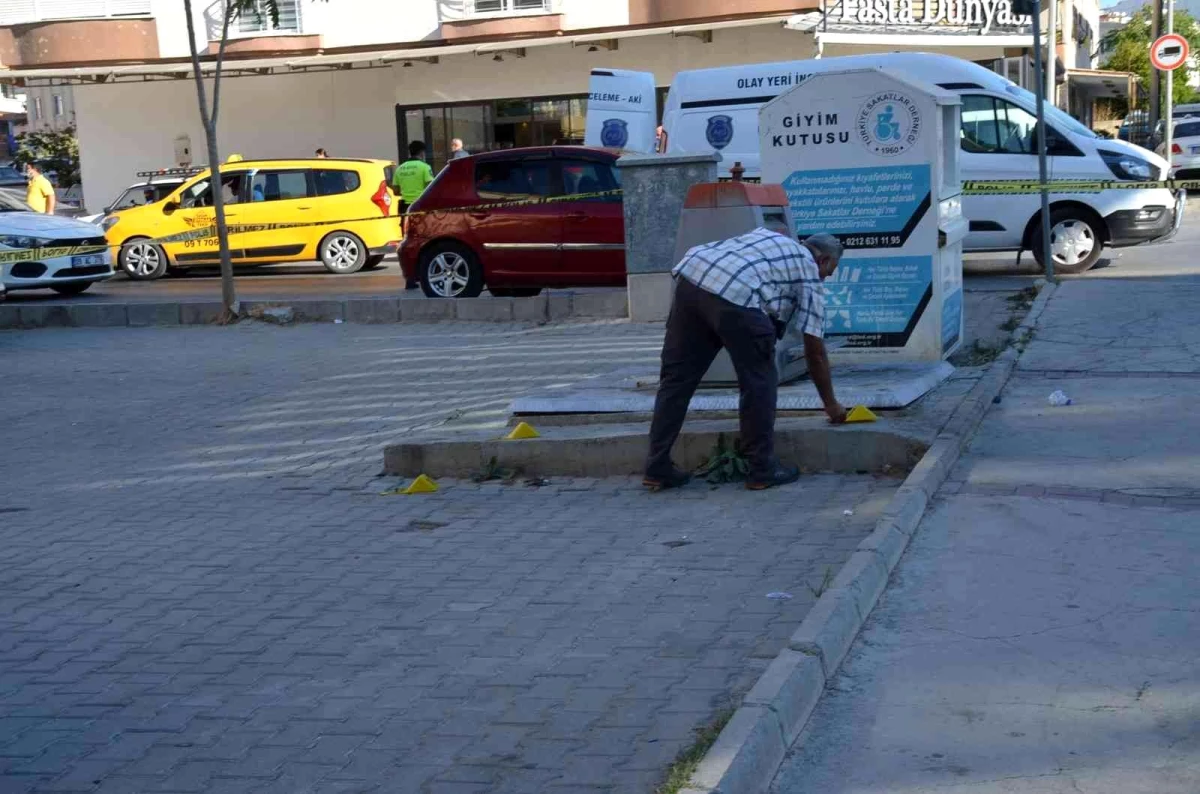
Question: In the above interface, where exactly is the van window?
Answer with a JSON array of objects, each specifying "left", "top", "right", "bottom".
[
  {"left": 250, "top": 170, "right": 309, "bottom": 202},
  {"left": 959, "top": 96, "right": 1077, "bottom": 156},
  {"left": 313, "top": 169, "right": 360, "bottom": 197},
  {"left": 558, "top": 158, "right": 621, "bottom": 202},
  {"left": 475, "top": 159, "right": 553, "bottom": 199}
]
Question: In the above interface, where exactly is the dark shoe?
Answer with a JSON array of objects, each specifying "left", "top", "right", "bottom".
[
  {"left": 746, "top": 464, "right": 801, "bottom": 491},
  {"left": 405, "top": 281, "right": 419, "bottom": 291},
  {"left": 643, "top": 468, "right": 691, "bottom": 492}
]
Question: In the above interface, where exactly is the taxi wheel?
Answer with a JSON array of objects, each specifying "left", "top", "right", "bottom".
[
  {"left": 51, "top": 281, "right": 92, "bottom": 295},
  {"left": 420, "top": 242, "right": 483, "bottom": 299},
  {"left": 319, "top": 231, "right": 367, "bottom": 274},
  {"left": 362, "top": 255, "right": 385, "bottom": 271},
  {"left": 120, "top": 239, "right": 168, "bottom": 281}
]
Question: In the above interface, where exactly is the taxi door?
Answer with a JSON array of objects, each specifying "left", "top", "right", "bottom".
[
  {"left": 162, "top": 171, "right": 248, "bottom": 265},
  {"left": 234, "top": 167, "right": 313, "bottom": 262}
]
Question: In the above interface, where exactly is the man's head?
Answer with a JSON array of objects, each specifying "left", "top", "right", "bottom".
[
  {"left": 24, "top": 162, "right": 40, "bottom": 179},
  {"left": 408, "top": 140, "right": 426, "bottom": 159},
  {"left": 450, "top": 138, "right": 464, "bottom": 152},
  {"left": 802, "top": 233, "right": 843, "bottom": 279},
  {"left": 314, "top": 148, "right": 327, "bottom": 158}
]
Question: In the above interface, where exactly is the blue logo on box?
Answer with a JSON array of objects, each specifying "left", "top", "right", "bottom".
[
  {"left": 600, "top": 118, "right": 628, "bottom": 148},
  {"left": 706, "top": 115, "right": 734, "bottom": 150}
]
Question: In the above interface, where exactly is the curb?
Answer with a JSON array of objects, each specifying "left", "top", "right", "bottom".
[
  {"left": 0, "top": 290, "right": 629, "bottom": 330},
  {"left": 683, "top": 280, "right": 1058, "bottom": 794}
]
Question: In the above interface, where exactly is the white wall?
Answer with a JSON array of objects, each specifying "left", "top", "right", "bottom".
[
  {"left": 306, "top": 0, "right": 439, "bottom": 47},
  {"left": 75, "top": 67, "right": 396, "bottom": 212},
  {"left": 76, "top": 25, "right": 821, "bottom": 211},
  {"left": 392, "top": 24, "right": 816, "bottom": 105},
  {"left": 560, "top": 0, "right": 628, "bottom": 30}
]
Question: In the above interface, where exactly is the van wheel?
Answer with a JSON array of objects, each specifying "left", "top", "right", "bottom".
[
  {"left": 420, "top": 242, "right": 484, "bottom": 298},
  {"left": 120, "top": 238, "right": 168, "bottom": 280},
  {"left": 319, "top": 231, "right": 367, "bottom": 274},
  {"left": 1032, "top": 208, "right": 1104, "bottom": 275}
]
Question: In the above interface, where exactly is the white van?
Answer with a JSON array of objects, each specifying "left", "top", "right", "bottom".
[
  {"left": 645, "top": 53, "right": 1181, "bottom": 273},
  {"left": 583, "top": 68, "right": 657, "bottom": 153}
]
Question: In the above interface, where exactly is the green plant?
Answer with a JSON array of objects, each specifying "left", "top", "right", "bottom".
[
  {"left": 694, "top": 433, "right": 749, "bottom": 484},
  {"left": 952, "top": 340, "right": 1003, "bottom": 367},
  {"left": 999, "top": 315, "right": 1022, "bottom": 333},
  {"left": 11, "top": 127, "right": 79, "bottom": 186},
  {"left": 807, "top": 566, "right": 836, "bottom": 598},
  {"left": 1103, "top": 8, "right": 1200, "bottom": 112},
  {"left": 656, "top": 708, "right": 736, "bottom": 794},
  {"left": 1005, "top": 286, "right": 1038, "bottom": 312},
  {"left": 471, "top": 456, "right": 519, "bottom": 484}
]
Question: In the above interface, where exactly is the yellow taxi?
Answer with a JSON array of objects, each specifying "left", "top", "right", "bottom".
[{"left": 102, "top": 157, "right": 400, "bottom": 280}]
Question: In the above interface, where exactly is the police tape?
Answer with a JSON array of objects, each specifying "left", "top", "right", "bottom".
[
  {"left": 962, "top": 178, "right": 1197, "bottom": 194},
  {"left": 0, "top": 189, "right": 627, "bottom": 266}
]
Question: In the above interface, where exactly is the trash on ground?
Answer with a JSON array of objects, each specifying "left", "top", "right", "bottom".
[
  {"left": 766, "top": 591, "right": 794, "bottom": 600},
  {"left": 662, "top": 539, "right": 692, "bottom": 549},
  {"left": 1048, "top": 390, "right": 1072, "bottom": 407},
  {"left": 334, "top": 318, "right": 344, "bottom": 324},
  {"left": 843, "top": 509, "right": 854, "bottom": 516}
]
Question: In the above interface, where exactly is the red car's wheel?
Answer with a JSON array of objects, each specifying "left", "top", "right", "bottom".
[{"left": 420, "top": 242, "right": 484, "bottom": 298}]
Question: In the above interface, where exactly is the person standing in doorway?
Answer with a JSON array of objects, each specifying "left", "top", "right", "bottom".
[
  {"left": 392, "top": 140, "right": 435, "bottom": 290},
  {"left": 450, "top": 138, "right": 470, "bottom": 160},
  {"left": 24, "top": 163, "right": 55, "bottom": 215}
]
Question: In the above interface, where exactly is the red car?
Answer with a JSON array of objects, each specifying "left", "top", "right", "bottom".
[{"left": 399, "top": 146, "right": 625, "bottom": 298}]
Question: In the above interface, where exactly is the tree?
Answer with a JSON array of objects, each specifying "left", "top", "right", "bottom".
[
  {"left": 12, "top": 126, "right": 80, "bottom": 186},
  {"left": 181, "top": 0, "right": 285, "bottom": 323},
  {"left": 1103, "top": 7, "right": 1200, "bottom": 114}
]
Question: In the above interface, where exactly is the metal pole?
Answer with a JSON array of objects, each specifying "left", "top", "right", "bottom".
[
  {"left": 1150, "top": 0, "right": 1163, "bottom": 136},
  {"left": 1047, "top": 0, "right": 1057, "bottom": 106},
  {"left": 1033, "top": 1, "right": 1055, "bottom": 280},
  {"left": 1166, "top": 0, "right": 1175, "bottom": 168}
]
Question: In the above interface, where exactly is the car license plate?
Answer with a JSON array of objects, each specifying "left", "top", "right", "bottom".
[
  {"left": 71, "top": 254, "right": 105, "bottom": 267},
  {"left": 1190, "top": 146, "right": 1200, "bottom": 154}
]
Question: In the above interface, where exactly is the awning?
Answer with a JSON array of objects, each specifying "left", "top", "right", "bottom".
[
  {"left": 786, "top": 11, "right": 1037, "bottom": 58},
  {"left": 1065, "top": 68, "right": 1137, "bottom": 102},
  {"left": 0, "top": 13, "right": 805, "bottom": 86}
]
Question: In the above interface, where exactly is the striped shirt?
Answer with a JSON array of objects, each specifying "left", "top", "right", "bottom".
[{"left": 672, "top": 227, "right": 826, "bottom": 338}]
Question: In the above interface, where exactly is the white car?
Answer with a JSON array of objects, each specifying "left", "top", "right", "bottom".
[
  {"left": 1156, "top": 118, "right": 1200, "bottom": 180},
  {"left": 0, "top": 191, "right": 114, "bottom": 296},
  {"left": 80, "top": 177, "right": 187, "bottom": 225}
]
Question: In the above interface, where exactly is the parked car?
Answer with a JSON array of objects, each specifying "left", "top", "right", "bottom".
[
  {"left": 1155, "top": 118, "right": 1200, "bottom": 180},
  {"left": 0, "top": 189, "right": 114, "bottom": 296},
  {"left": 81, "top": 169, "right": 199, "bottom": 224},
  {"left": 399, "top": 146, "right": 624, "bottom": 298},
  {"left": 103, "top": 158, "right": 400, "bottom": 280},
  {"left": 0, "top": 164, "right": 25, "bottom": 188}
]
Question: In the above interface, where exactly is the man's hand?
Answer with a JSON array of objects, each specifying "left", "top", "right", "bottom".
[{"left": 825, "top": 402, "right": 848, "bottom": 425}]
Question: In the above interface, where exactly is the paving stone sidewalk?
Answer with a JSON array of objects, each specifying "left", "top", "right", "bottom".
[{"left": 2, "top": 321, "right": 897, "bottom": 793}]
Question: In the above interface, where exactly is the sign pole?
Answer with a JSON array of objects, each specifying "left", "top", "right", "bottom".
[
  {"left": 1046, "top": 0, "right": 1056, "bottom": 106},
  {"left": 1167, "top": 0, "right": 1175, "bottom": 164},
  {"left": 1031, "top": 0, "right": 1055, "bottom": 280}
]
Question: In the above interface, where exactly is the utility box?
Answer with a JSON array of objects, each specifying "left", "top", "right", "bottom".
[
  {"left": 760, "top": 67, "right": 967, "bottom": 361},
  {"left": 673, "top": 181, "right": 828, "bottom": 385}
]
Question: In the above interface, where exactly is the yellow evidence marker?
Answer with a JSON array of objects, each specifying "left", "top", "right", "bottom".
[
  {"left": 844, "top": 405, "right": 878, "bottom": 423},
  {"left": 400, "top": 474, "right": 439, "bottom": 494},
  {"left": 506, "top": 422, "right": 540, "bottom": 440}
]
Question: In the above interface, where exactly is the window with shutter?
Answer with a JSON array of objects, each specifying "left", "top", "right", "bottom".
[
  {"left": 237, "top": 0, "right": 300, "bottom": 33},
  {"left": 0, "top": 0, "right": 150, "bottom": 24}
]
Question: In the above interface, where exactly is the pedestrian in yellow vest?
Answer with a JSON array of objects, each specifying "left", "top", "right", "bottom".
[{"left": 392, "top": 140, "right": 434, "bottom": 289}]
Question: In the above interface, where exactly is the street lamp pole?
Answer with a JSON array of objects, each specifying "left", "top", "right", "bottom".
[{"left": 1031, "top": 0, "right": 1055, "bottom": 280}]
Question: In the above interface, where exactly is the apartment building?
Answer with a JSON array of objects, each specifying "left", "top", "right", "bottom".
[{"left": 0, "top": 0, "right": 1113, "bottom": 211}]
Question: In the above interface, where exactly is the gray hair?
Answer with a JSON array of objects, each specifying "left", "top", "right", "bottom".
[{"left": 803, "top": 233, "right": 843, "bottom": 264}]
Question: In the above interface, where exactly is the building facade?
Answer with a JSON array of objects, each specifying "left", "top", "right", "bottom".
[{"left": 0, "top": 0, "right": 1115, "bottom": 211}]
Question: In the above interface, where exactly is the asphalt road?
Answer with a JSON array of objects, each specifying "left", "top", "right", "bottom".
[{"left": 5, "top": 196, "right": 1197, "bottom": 306}]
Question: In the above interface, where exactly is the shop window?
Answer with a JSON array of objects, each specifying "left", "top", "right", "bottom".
[
  {"left": 313, "top": 169, "right": 360, "bottom": 196},
  {"left": 558, "top": 158, "right": 620, "bottom": 202},
  {"left": 52, "top": 95, "right": 63, "bottom": 117},
  {"left": 32, "top": 96, "right": 41, "bottom": 121},
  {"left": 475, "top": 159, "right": 553, "bottom": 199},
  {"left": 250, "top": 170, "right": 309, "bottom": 202}
]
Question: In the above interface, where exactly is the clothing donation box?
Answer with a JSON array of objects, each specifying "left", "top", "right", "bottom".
[
  {"left": 672, "top": 181, "right": 817, "bottom": 385},
  {"left": 760, "top": 67, "right": 967, "bottom": 362}
]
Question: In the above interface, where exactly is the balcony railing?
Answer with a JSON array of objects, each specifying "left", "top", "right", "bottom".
[
  {"left": 0, "top": 0, "right": 151, "bottom": 26},
  {"left": 455, "top": 0, "right": 557, "bottom": 18}
]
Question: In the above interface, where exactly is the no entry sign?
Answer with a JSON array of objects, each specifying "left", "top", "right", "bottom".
[{"left": 1151, "top": 33, "right": 1190, "bottom": 71}]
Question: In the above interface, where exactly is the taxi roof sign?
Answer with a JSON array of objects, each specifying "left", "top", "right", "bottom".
[{"left": 1151, "top": 33, "right": 1189, "bottom": 71}]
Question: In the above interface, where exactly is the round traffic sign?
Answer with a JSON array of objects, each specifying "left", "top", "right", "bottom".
[{"left": 1151, "top": 33, "right": 1190, "bottom": 71}]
